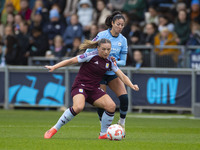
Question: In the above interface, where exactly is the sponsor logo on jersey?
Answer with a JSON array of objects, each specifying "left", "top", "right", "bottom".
[
  {"left": 79, "top": 89, "right": 83, "bottom": 93},
  {"left": 106, "top": 63, "right": 109, "bottom": 68},
  {"left": 79, "top": 54, "right": 85, "bottom": 59},
  {"left": 93, "top": 36, "right": 99, "bottom": 41},
  {"left": 118, "top": 42, "right": 122, "bottom": 46},
  {"left": 94, "top": 61, "right": 99, "bottom": 64},
  {"left": 79, "top": 53, "right": 87, "bottom": 59}
]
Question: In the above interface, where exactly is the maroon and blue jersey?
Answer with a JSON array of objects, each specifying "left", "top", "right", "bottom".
[{"left": 72, "top": 51, "right": 119, "bottom": 91}]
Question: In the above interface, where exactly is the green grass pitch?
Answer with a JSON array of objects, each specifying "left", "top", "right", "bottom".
[{"left": 0, "top": 110, "right": 200, "bottom": 150}]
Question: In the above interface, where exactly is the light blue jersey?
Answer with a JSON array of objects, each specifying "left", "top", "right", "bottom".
[{"left": 86, "top": 29, "right": 128, "bottom": 75}]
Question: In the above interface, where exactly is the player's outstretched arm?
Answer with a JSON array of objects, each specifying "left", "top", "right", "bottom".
[
  {"left": 45, "top": 57, "right": 78, "bottom": 72},
  {"left": 115, "top": 69, "right": 139, "bottom": 91}
]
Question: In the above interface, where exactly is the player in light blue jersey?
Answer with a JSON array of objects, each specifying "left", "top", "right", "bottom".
[{"left": 86, "top": 11, "right": 129, "bottom": 133}]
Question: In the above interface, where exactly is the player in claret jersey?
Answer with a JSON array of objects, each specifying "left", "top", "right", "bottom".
[{"left": 44, "top": 38, "right": 139, "bottom": 139}]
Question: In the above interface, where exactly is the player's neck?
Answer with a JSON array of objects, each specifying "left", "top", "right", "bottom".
[{"left": 110, "top": 29, "right": 119, "bottom": 37}]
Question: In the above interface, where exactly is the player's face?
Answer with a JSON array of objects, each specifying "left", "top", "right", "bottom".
[
  {"left": 112, "top": 19, "right": 125, "bottom": 34},
  {"left": 98, "top": 43, "right": 111, "bottom": 59}
]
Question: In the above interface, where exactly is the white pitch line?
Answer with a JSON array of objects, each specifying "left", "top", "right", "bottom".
[{"left": 127, "top": 115, "right": 200, "bottom": 119}]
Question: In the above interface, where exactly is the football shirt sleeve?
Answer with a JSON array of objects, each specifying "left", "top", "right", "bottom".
[
  {"left": 111, "top": 61, "right": 119, "bottom": 72},
  {"left": 77, "top": 51, "right": 97, "bottom": 63}
]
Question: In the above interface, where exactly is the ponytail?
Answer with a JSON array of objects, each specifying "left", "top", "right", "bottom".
[
  {"left": 79, "top": 40, "right": 99, "bottom": 50},
  {"left": 79, "top": 38, "right": 111, "bottom": 50},
  {"left": 105, "top": 11, "right": 125, "bottom": 28}
]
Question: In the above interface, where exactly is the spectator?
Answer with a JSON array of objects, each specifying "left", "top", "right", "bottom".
[
  {"left": 14, "top": 14, "right": 23, "bottom": 35},
  {"left": 107, "top": 0, "right": 126, "bottom": 11},
  {"left": 145, "top": 5, "right": 159, "bottom": 25},
  {"left": 18, "top": 0, "right": 32, "bottom": 21},
  {"left": 63, "top": 0, "right": 78, "bottom": 18},
  {"left": 190, "top": 0, "right": 200, "bottom": 22},
  {"left": 96, "top": 0, "right": 111, "bottom": 26},
  {"left": 121, "top": 12, "right": 131, "bottom": 39},
  {"left": 27, "top": 26, "right": 49, "bottom": 57},
  {"left": 46, "top": 35, "right": 66, "bottom": 58},
  {"left": 187, "top": 22, "right": 200, "bottom": 46},
  {"left": 30, "top": 0, "right": 48, "bottom": 23},
  {"left": 154, "top": 27, "right": 180, "bottom": 67},
  {"left": 3, "top": 24, "right": 14, "bottom": 41},
  {"left": 66, "top": 37, "right": 83, "bottom": 57},
  {"left": 128, "top": 22, "right": 142, "bottom": 44},
  {"left": 175, "top": 2, "right": 187, "bottom": 13},
  {"left": 42, "top": 0, "right": 66, "bottom": 14},
  {"left": 29, "top": 7, "right": 44, "bottom": 31},
  {"left": 5, "top": 35, "right": 20, "bottom": 65},
  {"left": 130, "top": 31, "right": 141, "bottom": 45},
  {"left": 2, "top": 0, "right": 21, "bottom": 13},
  {"left": 43, "top": 8, "right": 65, "bottom": 48},
  {"left": 141, "top": 23, "right": 157, "bottom": 45},
  {"left": 51, "top": 3, "right": 66, "bottom": 25},
  {"left": 1, "top": 2, "right": 17, "bottom": 25},
  {"left": 174, "top": 10, "right": 190, "bottom": 45},
  {"left": 131, "top": 50, "right": 148, "bottom": 69},
  {"left": 62, "top": 14, "right": 83, "bottom": 48},
  {"left": 16, "top": 21, "right": 30, "bottom": 65},
  {"left": 158, "top": 15, "right": 174, "bottom": 32},
  {"left": 5, "top": 13, "right": 15, "bottom": 27},
  {"left": 88, "top": 24, "right": 98, "bottom": 40},
  {"left": 123, "top": 0, "right": 146, "bottom": 21},
  {"left": 77, "top": 0, "right": 97, "bottom": 38}
]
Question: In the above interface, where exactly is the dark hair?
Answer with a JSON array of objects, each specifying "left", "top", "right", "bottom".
[
  {"left": 6, "top": 35, "right": 18, "bottom": 53},
  {"left": 148, "top": 5, "right": 158, "bottom": 11},
  {"left": 105, "top": 11, "right": 125, "bottom": 28},
  {"left": 147, "top": 22, "right": 157, "bottom": 31},
  {"left": 98, "top": 38, "right": 111, "bottom": 46}
]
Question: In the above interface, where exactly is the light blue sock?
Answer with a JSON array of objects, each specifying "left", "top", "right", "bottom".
[
  {"left": 54, "top": 107, "right": 77, "bottom": 130},
  {"left": 100, "top": 111, "right": 114, "bottom": 134}
]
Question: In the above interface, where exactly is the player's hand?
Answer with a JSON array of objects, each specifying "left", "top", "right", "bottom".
[
  {"left": 132, "top": 84, "right": 139, "bottom": 91},
  {"left": 45, "top": 65, "right": 55, "bottom": 72},
  {"left": 110, "top": 56, "right": 116, "bottom": 63}
]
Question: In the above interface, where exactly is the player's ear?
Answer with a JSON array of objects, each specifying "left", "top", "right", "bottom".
[
  {"left": 97, "top": 45, "right": 100, "bottom": 51},
  {"left": 111, "top": 21, "right": 114, "bottom": 26}
]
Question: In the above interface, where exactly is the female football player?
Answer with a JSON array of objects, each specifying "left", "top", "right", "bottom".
[
  {"left": 44, "top": 38, "right": 139, "bottom": 139},
  {"left": 86, "top": 11, "right": 129, "bottom": 131}
]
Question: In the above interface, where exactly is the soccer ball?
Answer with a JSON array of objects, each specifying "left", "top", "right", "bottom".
[{"left": 106, "top": 124, "right": 125, "bottom": 141}]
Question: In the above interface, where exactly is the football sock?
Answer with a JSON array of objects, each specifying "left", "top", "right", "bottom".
[
  {"left": 54, "top": 107, "right": 77, "bottom": 130},
  {"left": 101, "top": 111, "right": 114, "bottom": 134},
  {"left": 97, "top": 108, "right": 105, "bottom": 121},
  {"left": 119, "top": 94, "right": 128, "bottom": 119},
  {"left": 119, "top": 118, "right": 125, "bottom": 126}
]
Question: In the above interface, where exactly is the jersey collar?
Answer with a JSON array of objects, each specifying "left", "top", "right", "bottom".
[{"left": 108, "top": 29, "right": 119, "bottom": 38}]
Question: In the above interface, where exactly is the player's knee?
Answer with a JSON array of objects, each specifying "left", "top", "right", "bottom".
[
  {"left": 105, "top": 102, "right": 116, "bottom": 112},
  {"left": 73, "top": 105, "right": 84, "bottom": 114}
]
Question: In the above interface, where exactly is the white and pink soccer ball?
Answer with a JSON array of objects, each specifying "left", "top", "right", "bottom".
[{"left": 106, "top": 124, "right": 125, "bottom": 141}]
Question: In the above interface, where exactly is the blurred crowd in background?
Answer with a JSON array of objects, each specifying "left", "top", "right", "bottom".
[{"left": 0, "top": 0, "right": 200, "bottom": 68}]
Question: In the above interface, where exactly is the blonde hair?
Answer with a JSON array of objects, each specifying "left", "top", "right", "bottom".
[{"left": 79, "top": 38, "right": 111, "bottom": 50}]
